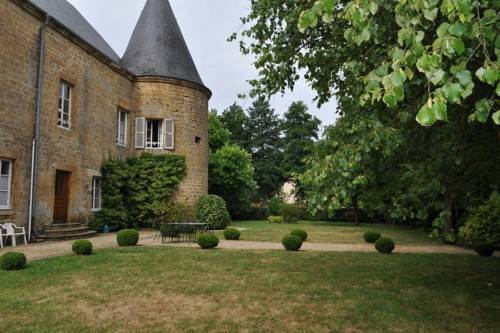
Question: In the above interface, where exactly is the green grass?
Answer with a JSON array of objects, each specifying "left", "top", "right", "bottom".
[
  {"left": 215, "top": 220, "right": 443, "bottom": 246},
  {"left": 1, "top": 247, "right": 499, "bottom": 332}
]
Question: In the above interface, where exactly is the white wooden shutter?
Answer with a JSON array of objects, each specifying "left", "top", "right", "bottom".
[
  {"left": 135, "top": 117, "right": 145, "bottom": 148},
  {"left": 163, "top": 119, "right": 175, "bottom": 150}
]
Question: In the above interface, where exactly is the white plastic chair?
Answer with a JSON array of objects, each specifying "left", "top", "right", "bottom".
[{"left": 1, "top": 223, "right": 27, "bottom": 248}]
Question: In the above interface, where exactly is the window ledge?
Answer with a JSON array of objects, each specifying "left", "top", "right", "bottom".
[{"left": 0, "top": 209, "right": 15, "bottom": 217}]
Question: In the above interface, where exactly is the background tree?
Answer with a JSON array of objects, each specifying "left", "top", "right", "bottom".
[
  {"left": 282, "top": 101, "right": 321, "bottom": 200},
  {"left": 208, "top": 109, "right": 231, "bottom": 152},
  {"left": 209, "top": 144, "right": 256, "bottom": 216},
  {"left": 246, "top": 97, "right": 285, "bottom": 201},
  {"left": 221, "top": 103, "right": 250, "bottom": 151}
]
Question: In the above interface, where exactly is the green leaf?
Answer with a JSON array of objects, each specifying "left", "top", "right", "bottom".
[
  {"left": 430, "top": 69, "right": 445, "bottom": 85},
  {"left": 449, "top": 22, "right": 467, "bottom": 36},
  {"left": 474, "top": 99, "right": 492, "bottom": 123},
  {"left": 492, "top": 111, "right": 500, "bottom": 125},
  {"left": 483, "top": 68, "right": 499, "bottom": 86},
  {"left": 416, "top": 104, "right": 436, "bottom": 126},
  {"left": 424, "top": 8, "right": 438, "bottom": 21},
  {"left": 432, "top": 102, "right": 448, "bottom": 121},
  {"left": 442, "top": 82, "right": 463, "bottom": 103},
  {"left": 360, "top": 27, "right": 371, "bottom": 41},
  {"left": 390, "top": 70, "right": 405, "bottom": 87},
  {"left": 496, "top": 83, "right": 500, "bottom": 96},
  {"left": 437, "top": 23, "right": 450, "bottom": 38},
  {"left": 455, "top": 70, "right": 471, "bottom": 87},
  {"left": 369, "top": 2, "right": 379, "bottom": 15},
  {"left": 451, "top": 38, "right": 465, "bottom": 55},
  {"left": 383, "top": 94, "right": 398, "bottom": 108}
]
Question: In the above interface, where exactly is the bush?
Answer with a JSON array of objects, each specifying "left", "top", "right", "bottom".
[
  {"left": 441, "top": 232, "right": 458, "bottom": 245},
  {"left": 72, "top": 240, "right": 93, "bottom": 255},
  {"left": 268, "top": 197, "right": 282, "bottom": 216},
  {"left": 290, "top": 229, "right": 308, "bottom": 241},
  {"left": 459, "top": 192, "right": 500, "bottom": 246},
  {"left": 375, "top": 237, "right": 395, "bottom": 254},
  {"left": 197, "top": 233, "right": 220, "bottom": 249},
  {"left": 472, "top": 243, "right": 495, "bottom": 257},
  {"left": 0, "top": 252, "right": 27, "bottom": 271},
  {"left": 268, "top": 215, "right": 284, "bottom": 224},
  {"left": 196, "top": 195, "right": 231, "bottom": 230},
  {"left": 223, "top": 228, "right": 241, "bottom": 240},
  {"left": 282, "top": 235, "right": 303, "bottom": 251},
  {"left": 117, "top": 229, "right": 139, "bottom": 246},
  {"left": 280, "top": 204, "right": 303, "bottom": 223},
  {"left": 364, "top": 231, "right": 382, "bottom": 243}
]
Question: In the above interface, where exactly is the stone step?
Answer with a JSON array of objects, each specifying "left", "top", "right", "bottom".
[
  {"left": 37, "top": 230, "right": 97, "bottom": 241},
  {"left": 44, "top": 226, "right": 90, "bottom": 236},
  {"left": 45, "top": 223, "right": 86, "bottom": 230}
]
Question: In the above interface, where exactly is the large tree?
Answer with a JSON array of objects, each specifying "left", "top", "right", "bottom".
[
  {"left": 208, "top": 110, "right": 231, "bottom": 152},
  {"left": 221, "top": 103, "right": 251, "bottom": 151},
  {"left": 246, "top": 97, "right": 285, "bottom": 201},
  {"left": 233, "top": 0, "right": 500, "bottom": 229},
  {"left": 282, "top": 101, "right": 321, "bottom": 199}
]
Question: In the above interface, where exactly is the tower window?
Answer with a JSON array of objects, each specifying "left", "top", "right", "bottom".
[{"left": 146, "top": 119, "right": 163, "bottom": 149}]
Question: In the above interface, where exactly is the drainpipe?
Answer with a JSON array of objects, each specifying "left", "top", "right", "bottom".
[{"left": 28, "top": 14, "right": 50, "bottom": 241}]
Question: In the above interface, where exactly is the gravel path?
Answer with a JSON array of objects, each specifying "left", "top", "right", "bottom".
[{"left": 0, "top": 231, "right": 488, "bottom": 261}]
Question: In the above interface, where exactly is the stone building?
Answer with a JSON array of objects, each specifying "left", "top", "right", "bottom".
[{"left": 0, "top": 0, "right": 211, "bottom": 239}]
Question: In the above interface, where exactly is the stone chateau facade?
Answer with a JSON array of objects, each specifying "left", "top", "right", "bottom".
[{"left": 0, "top": 0, "right": 211, "bottom": 237}]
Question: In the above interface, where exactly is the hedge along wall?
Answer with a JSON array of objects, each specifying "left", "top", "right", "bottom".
[{"left": 91, "top": 153, "right": 186, "bottom": 230}]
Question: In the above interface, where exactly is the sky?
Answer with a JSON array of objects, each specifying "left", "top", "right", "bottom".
[{"left": 67, "top": 0, "right": 338, "bottom": 128}]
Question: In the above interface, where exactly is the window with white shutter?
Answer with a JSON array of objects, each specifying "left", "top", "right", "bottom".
[
  {"left": 163, "top": 119, "right": 175, "bottom": 150},
  {"left": 135, "top": 117, "right": 145, "bottom": 148}
]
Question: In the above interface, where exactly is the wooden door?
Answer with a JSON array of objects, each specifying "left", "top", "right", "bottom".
[{"left": 53, "top": 171, "right": 70, "bottom": 223}]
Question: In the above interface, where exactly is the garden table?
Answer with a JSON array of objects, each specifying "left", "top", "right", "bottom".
[{"left": 159, "top": 223, "right": 208, "bottom": 244}]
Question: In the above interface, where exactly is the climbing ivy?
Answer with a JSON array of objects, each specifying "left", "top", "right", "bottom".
[{"left": 91, "top": 153, "right": 186, "bottom": 230}]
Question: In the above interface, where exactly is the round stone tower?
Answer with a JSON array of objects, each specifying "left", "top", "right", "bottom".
[{"left": 122, "top": 0, "right": 211, "bottom": 204}]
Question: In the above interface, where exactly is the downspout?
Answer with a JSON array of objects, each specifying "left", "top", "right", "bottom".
[{"left": 28, "top": 14, "right": 50, "bottom": 241}]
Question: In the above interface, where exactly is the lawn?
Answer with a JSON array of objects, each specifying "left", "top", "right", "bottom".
[
  {"left": 215, "top": 220, "right": 443, "bottom": 246},
  {"left": 1, "top": 247, "right": 499, "bottom": 333}
]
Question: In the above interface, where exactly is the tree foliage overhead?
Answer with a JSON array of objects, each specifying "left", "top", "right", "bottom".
[
  {"left": 233, "top": 0, "right": 500, "bottom": 229},
  {"left": 208, "top": 109, "right": 231, "bottom": 152}
]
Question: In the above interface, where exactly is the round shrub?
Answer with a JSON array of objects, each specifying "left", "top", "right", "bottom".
[
  {"left": 459, "top": 192, "right": 500, "bottom": 246},
  {"left": 441, "top": 232, "right": 458, "bottom": 245},
  {"left": 197, "top": 233, "right": 220, "bottom": 249},
  {"left": 375, "top": 237, "right": 395, "bottom": 254},
  {"left": 282, "top": 235, "right": 303, "bottom": 251},
  {"left": 196, "top": 195, "right": 231, "bottom": 230},
  {"left": 290, "top": 229, "right": 308, "bottom": 241},
  {"left": 72, "top": 240, "right": 93, "bottom": 256},
  {"left": 223, "top": 228, "right": 241, "bottom": 240},
  {"left": 472, "top": 243, "right": 495, "bottom": 257},
  {"left": 364, "top": 231, "right": 382, "bottom": 243},
  {"left": 268, "top": 215, "right": 284, "bottom": 224},
  {"left": 117, "top": 229, "right": 139, "bottom": 247},
  {"left": 0, "top": 252, "right": 27, "bottom": 271}
]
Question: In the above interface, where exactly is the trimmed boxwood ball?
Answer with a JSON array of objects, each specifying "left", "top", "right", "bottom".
[
  {"left": 282, "top": 235, "right": 303, "bottom": 251},
  {"left": 473, "top": 243, "right": 495, "bottom": 257},
  {"left": 197, "top": 233, "right": 220, "bottom": 249},
  {"left": 364, "top": 231, "right": 382, "bottom": 243},
  {"left": 0, "top": 252, "right": 27, "bottom": 271},
  {"left": 72, "top": 240, "right": 93, "bottom": 256},
  {"left": 117, "top": 229, "right": 139, "bottom": 247},
  {"left": 196, "top": 195, "right": 231, "bottom": 230},
  {"left": 375, "top": 237, "right": 395, "bottom": 254},
  {"left": 224, "top": 228, "right": 241, "bottom": 240},
  {"left": 290, "top": 229, "right": 308, "bottom": 241}
]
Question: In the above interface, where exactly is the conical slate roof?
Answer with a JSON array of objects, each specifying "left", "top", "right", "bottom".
[{"left": 122, "top": 0, "right": 204, "bottom": 87}]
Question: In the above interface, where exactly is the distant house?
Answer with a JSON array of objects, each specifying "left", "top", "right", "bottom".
[
  {"left": 281, "top": 182, "right": 297, "bottom": 204},
  {"left": 0, "top": 0, "right": 211, "bottom": 239}
]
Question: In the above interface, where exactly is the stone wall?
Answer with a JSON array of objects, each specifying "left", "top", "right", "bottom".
[
  {"left": 132, "top": 78, "right": 209, "bottom": 204},
  {"left": 0, "top": 0, "right": 209, "bottom": 230}
]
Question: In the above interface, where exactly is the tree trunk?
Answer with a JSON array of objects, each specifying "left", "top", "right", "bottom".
[{"left": 352, "top": 195, "right": 359, "bottom": 225}]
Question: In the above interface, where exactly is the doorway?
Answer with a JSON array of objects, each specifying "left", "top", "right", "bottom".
[{"left": 53, "top": 170, "right": 70, "bottom": 223}]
